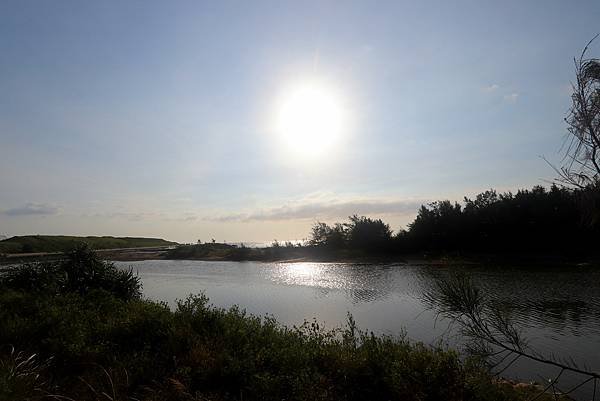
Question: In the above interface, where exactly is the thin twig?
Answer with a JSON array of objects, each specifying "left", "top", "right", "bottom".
[{"left": 527, "top": 369, "right": 564, "bottom": 401}]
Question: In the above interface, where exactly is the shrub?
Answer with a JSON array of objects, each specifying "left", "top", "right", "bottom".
[{"left": 0, "top": 243, "right": 141, "bottom": 300}]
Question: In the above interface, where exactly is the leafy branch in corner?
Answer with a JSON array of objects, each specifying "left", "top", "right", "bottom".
[{"left": 424, "top": 273, "right": 599, "bottom": 400}]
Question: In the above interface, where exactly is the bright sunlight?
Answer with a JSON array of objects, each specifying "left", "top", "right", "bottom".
[{"left": 274, "top": 80, "right": 344, "bottom": 158}]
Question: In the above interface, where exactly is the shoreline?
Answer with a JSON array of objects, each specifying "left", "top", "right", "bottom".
[{"left": 3, "top": 247, "right": 598, "bottom": 268}]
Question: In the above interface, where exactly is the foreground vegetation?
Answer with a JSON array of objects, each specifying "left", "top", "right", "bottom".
[
  {"left": 0, "top": 246, "right": 557, "bottom": 401},
  {"left": 0, "top": 235, "right": 176, "bottom": 255}
]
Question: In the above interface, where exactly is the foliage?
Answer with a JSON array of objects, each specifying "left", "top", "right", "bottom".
[
  {"left": 0, "top": 234, "right": 176, "bottom": 255},
  {"left": 165, "top": 185, "right": 600, "bottom": 262},
  {"left": 309, "top": 215, "right": 392, "bottom": 253},
  {"left": 304, "top": 185, "right": 599, "bottom": 258},
  {"left": 554, "top": 35, "right": 600, "bottom": 188},
  {"left": 0, "top": 249, "right": 545, "bottom": 401},
  {"left": 161, "top": 186, "right": 600, "bottom": 262},
  {"left": 1, "top": 243, "right": 141, "bottom": 300},
  {"left": 309, "top": 221, "right": 348, "bottom": 249},
  {"left": 165, "top": 242, "right": 308, "bottom": 262},
  {"left": 346, "top": 215, "right": 393, "bottom": 252},
  {"left": 424, "top": 272, "right": 598, "bottom": 400},
  {"left": 165, "top": 242, "right": 240, "bottom": 260},
  {"left": 0, "top": 347, "right": 52, "bottom": 401},
  {"left": 403, "top": 185, "right": 599, "bottom": 255}
]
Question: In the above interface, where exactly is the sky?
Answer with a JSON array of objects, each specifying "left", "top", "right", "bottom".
[{"left": 1, "top": 0, "right": 599, "bottom": 243}]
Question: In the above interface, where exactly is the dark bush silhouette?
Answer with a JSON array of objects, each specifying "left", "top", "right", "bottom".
[
  {"left": 309, "top": 221, "right": 348, "bottom": 249},
  {"left": 1, "top": 243, "right": 141, "bottom": 300},
  {"left": 308, "top": 216, "right": 392, "bottom": 254},
  {"left": 346, "top": 215, "right": 393, "bottom": 253}
]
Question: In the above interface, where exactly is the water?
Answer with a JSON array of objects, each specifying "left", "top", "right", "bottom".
[{"left": 116, "top": 260, "right": 600, "bottom": 399}]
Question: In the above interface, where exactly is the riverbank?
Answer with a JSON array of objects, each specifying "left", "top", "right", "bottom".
[
  {"left": 161, "top": 243, "right": 600, "bottom": 267},
  {"left": 0, "top": 245, "right": 173, "bottom": 265},
  {"left": 3, "top": 243, "right": 598, "bottom": 268}
]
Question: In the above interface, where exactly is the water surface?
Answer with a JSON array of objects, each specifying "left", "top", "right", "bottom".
[{"left": 116, "top": 260, "right": 600, "bottom": 399}]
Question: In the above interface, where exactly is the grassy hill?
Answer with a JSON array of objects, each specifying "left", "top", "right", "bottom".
[{"left": 0, "top": 235, "right": 176, "bottom": 254}]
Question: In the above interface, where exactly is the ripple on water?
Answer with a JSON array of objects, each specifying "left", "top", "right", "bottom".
[{"left": 116, "top": 260, "right": 600, "bottom": 400}]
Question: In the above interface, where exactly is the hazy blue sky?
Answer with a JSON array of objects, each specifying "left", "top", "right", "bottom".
[{"left": 1, "top": 0, "right": 599, "bottom": 243}]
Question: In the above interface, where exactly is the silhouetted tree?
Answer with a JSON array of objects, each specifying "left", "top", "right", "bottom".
[
  {"left": 345, "top": 215, "right": 392, "bottom": 253},
  {"left": 556, "top": 35, "right": 600, "bottom": 188},
  {"left": 309, "top": 221, "right": 347, "bottom": 249},
  {"left": 404, "top": 186, "right": 597, "bottom": 255},
  {"left": 307, "top": 186, "right": 598, "bottom": 256}
]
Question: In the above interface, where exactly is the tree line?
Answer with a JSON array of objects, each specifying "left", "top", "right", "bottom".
[{"left": 308, "top": 185, "right": 599, "bottom": 256}]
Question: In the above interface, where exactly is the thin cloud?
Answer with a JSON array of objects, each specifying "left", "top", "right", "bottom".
[
  {"left": 503, "top": 92, "right": 519, "bottom": 102},
  {"left": 482, "top": 84, "right": 500, "bottom": 92},
  {"left": 82, "top": 210, "right": 200, "bottom": 223},
  {"left": 166, "top": 213, "right": 199, "bottom": 222},
  {"left": 2, "top": 203, "right": 59, "bottom": 217},
  {"left": 83, "top": 211, "right": 161, "bottom": 222},
  {"left": 206, "top": 198, "right": 427, "bottom": 223}
]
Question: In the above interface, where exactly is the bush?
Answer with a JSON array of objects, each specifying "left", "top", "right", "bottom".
[
  {"left": 0, "top": 289, "right": 554, "bottom": 401},
  {"left": 0, "top": 243, "right": 141, "bottom": 300}
]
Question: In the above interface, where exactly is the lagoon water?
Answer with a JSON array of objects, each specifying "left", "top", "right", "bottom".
[{"left": 116, "top": 260, "right": 600, "bottom": 399}]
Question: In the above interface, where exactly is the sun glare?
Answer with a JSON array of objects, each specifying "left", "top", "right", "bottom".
[{"left": 275, "top": 81, "right": 344, "bottom": 158}]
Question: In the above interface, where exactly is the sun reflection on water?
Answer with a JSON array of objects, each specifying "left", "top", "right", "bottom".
[
  {"left": 267, "top": 262, "right": 402, "bottom": 304},
  {"left": 272, "top": 262, "right": 371, "bottom": 294},
  {"left": 277, "top": 263, "right": 326, "bottom": 287},
  {"left": 273, "top": 262, "right": 353, "bottom": 290}
]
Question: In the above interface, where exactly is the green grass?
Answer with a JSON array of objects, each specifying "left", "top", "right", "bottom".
[
  {"left": 0, "top": 246, "right": 559, "bottom": 401},
  {"left": 0, "top": 235, "right": 176, "bottom": 254}
]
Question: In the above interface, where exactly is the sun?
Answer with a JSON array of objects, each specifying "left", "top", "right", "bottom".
[{"left": 274, "top": 80, "right": 344, "bottom": 158}]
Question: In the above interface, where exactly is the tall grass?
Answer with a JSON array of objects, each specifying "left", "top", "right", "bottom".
[{"left": 0, "top": 346, "right": 52, "bottom": 401}]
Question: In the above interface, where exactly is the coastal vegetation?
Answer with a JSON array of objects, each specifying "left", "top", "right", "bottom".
[
  {"left": 398, "top": 184, "right": 599, "bottom": 255},
  {"left": 166, "top": 184, "right": 600, "bottom": 263},
  {"left": 0, "top": 246, "right": 560, "bottom": 401},
  {"left": 0, "top": 235, "right": 176, "bottom": 255}
]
